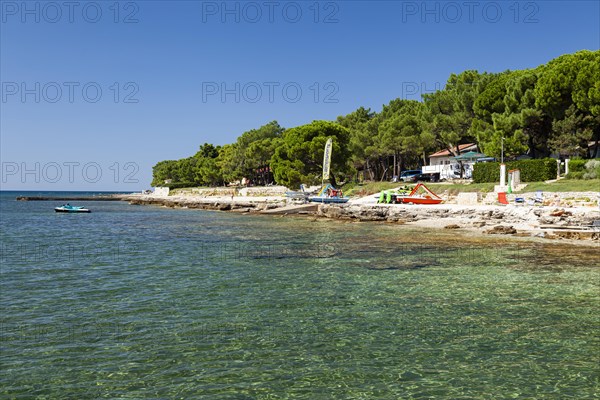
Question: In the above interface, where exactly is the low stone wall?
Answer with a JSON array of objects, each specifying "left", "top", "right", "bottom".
[
  {"left": 456, "top": 192, "right": 480, "bottom": 205},
  {"left": 168, "top": 186, "right": 288, "bottom": 198},
  {"left": 238, "top": 186, "right": 287, "bottom": 197},
  {"left": 153, "top": 187, "right": 170, "bottom": 197},
  {"left": 171, "top": 187, "right": 237, "bottom": 197},
  {"left": 126, "top": 195, "right": 286, "bottom": 212}
]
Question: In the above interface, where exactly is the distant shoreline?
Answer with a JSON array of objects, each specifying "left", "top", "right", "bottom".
[{"left": 1, "top": 189, "right": 140, "bottom": 192}]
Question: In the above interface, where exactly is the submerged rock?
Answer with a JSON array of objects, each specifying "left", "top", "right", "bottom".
[
  {"left": 367, "top": 261, "right": 430, "bottom": 270},
  {"left": 485, "top": 225, "right": 517, "bottom": 235}
]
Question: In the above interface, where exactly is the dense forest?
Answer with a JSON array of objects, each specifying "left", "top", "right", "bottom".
[{"left": 152, "top": 50, "right": 599, "bottom": 189}]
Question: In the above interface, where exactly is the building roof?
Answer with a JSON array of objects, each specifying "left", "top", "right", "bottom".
[{"left": 429, "top": 143, "right": 477, "bottom": 158}]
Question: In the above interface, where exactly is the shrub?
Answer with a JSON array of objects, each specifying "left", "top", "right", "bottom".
[
  {"left": 473, "top": 159, "right": 557, "bottom": 183},
  {"left": 566, "top": 171, "right": 584, "bottom": 180},
  {"left": 583, "top": 160, "right": 600, "bottom": 180},
  {"left": 472, "top": 163, "right": 498, "bottom": 183},
  {"left": 164, "top": 182, "right": 198, "bottom": 189},
  {"left": 567, "top": 159, "right": 587, "bottom": 175}
]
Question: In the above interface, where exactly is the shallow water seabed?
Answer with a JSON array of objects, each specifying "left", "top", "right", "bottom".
[{"left": 0, "top": 197, "right": 598, "bottom": 398}]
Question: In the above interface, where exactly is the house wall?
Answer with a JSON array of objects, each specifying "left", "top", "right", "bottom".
[{"left": 430, "top": 156, "right": 453, "bottom": 166}]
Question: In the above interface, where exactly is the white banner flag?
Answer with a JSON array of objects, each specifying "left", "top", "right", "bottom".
[{"left": 322, "top": 138, "right": 333, "bottom": 181}]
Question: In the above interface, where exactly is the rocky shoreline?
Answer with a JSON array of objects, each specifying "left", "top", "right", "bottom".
[
  {"left": 317, "top": 203, "right": 600, "bottom": 241},
  {"left": 121, "top": 194, "right": 600, "bottom": 243},
  {"left": 123, "top": 194, "right": 286, "bottom": 212}
]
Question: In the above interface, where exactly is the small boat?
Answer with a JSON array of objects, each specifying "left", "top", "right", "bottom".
[
  {"left": 309, "top": 196, "right": 349, "bottom": 204},
  {"left": 308, "top": 139, "right": 349, "bottom": 204},
  {"left": 376, "top": 186, "right": 413, "bottom": 203},
  {"left": 285, "top": 184, "right": 311, "bottom": 201},
  {"left": 395, "top": 183, "right": 443, "bottom": 205},
  {"left": 54, "top": 204, "right": 91, "bottom": 213},
  {"left": 308, "top": 184, "right": 349, "bottom": 204},
  {"left": 286, "top": 191, "right": 310, "bottom": 201}
]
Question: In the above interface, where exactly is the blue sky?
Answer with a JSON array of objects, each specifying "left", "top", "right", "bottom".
[{"left": 1, "top": 0, "right": 599, "bottom": 190}]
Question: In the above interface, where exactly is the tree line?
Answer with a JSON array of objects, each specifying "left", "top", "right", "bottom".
[{"left": 152, "top": 50, "right": 599, "bottom": 189}]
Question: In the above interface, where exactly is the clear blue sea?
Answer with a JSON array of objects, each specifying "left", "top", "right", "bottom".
[{"left": 1, "top": 191, "right": 598, "bottom": 398}]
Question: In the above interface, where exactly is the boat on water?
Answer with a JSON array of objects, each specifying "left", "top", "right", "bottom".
[
  {"left": 308, "top": 184, "right": 349, "bottom": 204},
  {"left": 54, "top": 204, "right": 91, "bottom": 213},
  {"left": 395, "top": 183, "right": 443, "bottom": 205}
]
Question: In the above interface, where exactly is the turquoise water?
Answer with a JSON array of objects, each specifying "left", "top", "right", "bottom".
[{"left": 1, "top": 193, "right": 599, "bottom": 398}]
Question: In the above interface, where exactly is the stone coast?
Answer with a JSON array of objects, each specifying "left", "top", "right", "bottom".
[{"left": 120, "top": 193, "right": 600, "bottom": 243}]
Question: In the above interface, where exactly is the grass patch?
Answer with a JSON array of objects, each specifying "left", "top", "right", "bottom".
[
  {"left": 342, "top": 179, "right": 600, "bottom": 197},
  {"left": 342, "top": 182, "right": 403, "bottom": 196},
  {"left": 341, "top": 181, "right": 496, "bottom": 196},
  {"left": 514, "top": 179, "right": 600, "bottom": 193},
  {"left": 427, "top": 183, "right": 496, "bottom": 195}
]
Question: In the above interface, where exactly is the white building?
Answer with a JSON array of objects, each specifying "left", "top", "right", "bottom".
[{"left": 422, "top": 143, "right": 479, "bottom": 180}]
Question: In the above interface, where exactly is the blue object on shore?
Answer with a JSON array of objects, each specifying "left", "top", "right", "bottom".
[
  {"left": 308, "top": 196, "right": 349, "bottom": 204},
  {"left": 308, "top": 184, "right": 349, "bottom": 204}
]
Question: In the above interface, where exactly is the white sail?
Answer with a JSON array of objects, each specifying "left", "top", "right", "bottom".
[{"left": 322, "top": 138, "right": 332, "bottom": 181}]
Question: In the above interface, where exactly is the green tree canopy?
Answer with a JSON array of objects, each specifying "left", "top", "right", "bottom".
[
  {"left": 423, "top": 70, "right": 491, "bottom": 157},
  {"left": 271, "top": 120, "right": 351, "bottom": 188},
  {"left": 151, "top": 50, "right": 600, "bottom": 187},
  {"left": 151, "top": 160, "right": 180, "bottom": 186},
  {"left": 224, "top": 121, "right": 284, "bottom": 183},
  {"left": 535, "top": 50, "right": 600, "bottom": 157},
  {"left": 337, "top": 107, "right": 376, "bottom": 168}
]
